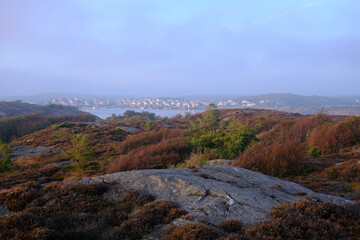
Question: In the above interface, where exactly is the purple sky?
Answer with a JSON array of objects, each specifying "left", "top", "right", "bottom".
[{"left": 1, "top": 0, "right": 359, "bottom": 97}]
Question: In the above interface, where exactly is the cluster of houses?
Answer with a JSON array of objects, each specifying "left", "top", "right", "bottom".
[{"left": 51, "top": 97, "right": 270, "bottom": 110}]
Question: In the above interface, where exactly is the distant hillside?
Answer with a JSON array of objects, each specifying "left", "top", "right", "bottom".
[
  {"left": 0, "top": 101, "right": 91, "bottom": 118},
  {"left": 0, "top": 101, "right": 96, "bottom": 142},
  {"left": 233, "top": 93, "right": 360, "bottom": 115},
  {"left": 3, "top": 93, "right": 360, "bottom": 116}
]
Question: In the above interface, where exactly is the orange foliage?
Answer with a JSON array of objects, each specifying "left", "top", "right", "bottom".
[
  {"left": 234, "top": 114, "right": 360, "bottom": 177},
  {"left": 236, "top": 139, "right": 305, "bottom": 177},
  {"left": 234, "top": 119, "right": 306, "bottom": 177},
  {"left": 309, "top": 116, "right": 360, "bottom": 154},
  {"left": 107, "top": 128, "right": 192, "bottom": 172}
]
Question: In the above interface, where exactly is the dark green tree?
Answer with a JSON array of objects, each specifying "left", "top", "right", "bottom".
[{"left": 123, "top": 110, "right": 137, "bottom": 119}]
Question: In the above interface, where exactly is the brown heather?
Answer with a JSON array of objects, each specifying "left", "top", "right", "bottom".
[
  {"left": 165, "top": 224, "right": 219, "bottom": 240},
  {"left": 107, "top": 128, "right": 192, "bottom": 172},
  {"left": 0, "top": 182, "right": 185, "bottom": 240}
]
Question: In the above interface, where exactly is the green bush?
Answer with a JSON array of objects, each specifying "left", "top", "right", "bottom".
[
  {"left": 189, "top": 112, "right": 258, "bottom": 160},
  {"left": 0, "top": 140, "right": 11, "bottom": 172},
  {"left": 61, "top": 133, "right": 95, "bottom": 170},
  {"left": 144, "top": 122, "right": 152, "bottom": 132},
  {"left": 308, "top": 146, "right": 322, "bottom": 157},
  {"left": 122, "top": 110, "right": 160, "bottom": 121},
  {"left": 52, "top": 130, "right": 67, "bottom": 136}
]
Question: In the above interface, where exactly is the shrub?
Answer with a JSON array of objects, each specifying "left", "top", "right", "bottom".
[
  {"left": 112, "top": 200, "right": 185, "bottom": 240},
  {"left": 0, "top": 166, "right": 62, "bottom": 190},
  {"left": 51, "top": 130, "right": 67, "bottom": 136},
  {"left": 219, "top": 219, "right": 245, "bottom": 234},
  {"left": 4, "top": 181, "right": 42, "bottom": 211},
  {"left": 116, "top": 189, "right": 154, "bottom": 213},
  {"left": 235, "top": 139, "right": 305, "bottom": 177},
  {"left": 234, "top": 118, "right": 322, "bottom": 177},
  {"left": 122, "top": 110, "right": 160, "bottom": 121},
  {"left": 234, "top": 115, "right": 360, "bottom": 177},
  {"left": 246, "top": 199, "right": 360, "bottom": 239},
  {"left": 165, "top": 224, "right": 219, "bottom": 240},
  {"left": 117, "top": 128, "right": 179, "bottom": 154},
  {"left": 107, "top": 129, "right": 192, "bottom": 172},
  {"left": 176, "top": 150, "right": 219, "bottom": 168},
  {"left": 309, "top": 146, "right": 322, "bottom": 157},
  {"left": 190, "top": 116, "right": 258, "bottom": 160},
  {"left": 0, "top": 140, "right": 11, "bottom": 172},
  {"left": 61, "top": 133, "right": 95, "bottom": 170},
  {"left": 144, "top": 122, "right": 152, "bottom": 131},
  {"left": 322, "top": 159, "right": 360, "bottom": 182},
  {"left": 308, "top": 116, "right": 360, "bottom": 154}
]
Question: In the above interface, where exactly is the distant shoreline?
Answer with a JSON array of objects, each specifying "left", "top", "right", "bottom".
[{"left": 82, "top": 107, "right": 204, "bottom": 119}]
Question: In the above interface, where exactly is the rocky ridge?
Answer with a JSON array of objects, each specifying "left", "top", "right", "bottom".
[{"left": 83, "top": 164, "right": 352, "bottom": 226}]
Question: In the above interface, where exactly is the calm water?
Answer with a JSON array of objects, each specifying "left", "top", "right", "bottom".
[{"left": 82, "top": 108, "right": 204, "bottom": 120}]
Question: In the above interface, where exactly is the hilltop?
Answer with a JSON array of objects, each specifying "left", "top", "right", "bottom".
[{"left": 0, "top": 101, "right": 92, "bottom": 118}]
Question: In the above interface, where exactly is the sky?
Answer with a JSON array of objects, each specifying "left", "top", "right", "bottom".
[{"left": 0, "top": 0, "right": 359, "bottom": 97}]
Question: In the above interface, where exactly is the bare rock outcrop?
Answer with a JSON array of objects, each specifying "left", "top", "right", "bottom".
[
  {"left": 83, "top": 165, "right": 352, "bottom": 225},
  {"left": 11, "top": 145, "right": 56, "bottom": 160}
]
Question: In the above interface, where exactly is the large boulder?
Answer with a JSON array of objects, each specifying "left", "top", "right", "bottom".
[{"left": 83, "top": 165, "right": 352, "bottom": 225}]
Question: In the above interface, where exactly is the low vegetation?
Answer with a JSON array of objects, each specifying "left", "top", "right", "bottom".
[
  {"left": 246, "top": 199, "right": 360, "bottom": 239},
  {"left": 0, "top": 113, "right": 95, "bottom": 142},
  {"left": 189, "top": 107, "right": 258, "bottom": 159},
  {"left": 309, "top": 145, "right": 322, "bottom": 157},
  {"left": 60, "top": 133, "right": 96, "bottom": 170},
  {"left": 116, "top": 110, "right": 160, "bottom": 121},
  {"left": 219, "top": 219, "right": 245, "bottom": 235},
  {"left": 0, "top": 181, "right": 185, "bottom": 240},
  {"left": 107, "top": 128, "right": 192, "bottom": 172},
  {"left": 165, "top": 200, "right": 360, "bottom": 240},
  {"left": 0, "top": 140, "right": 11, "bottom": 172},
  {"left": 1, "top": 108, "right": 360, "bottom": 239},
  {"left": 234, "top": 114, "right": 360, "bottom": 178},
  {"left": 165, "top": 224, "right": 219, "bottom": 240}
]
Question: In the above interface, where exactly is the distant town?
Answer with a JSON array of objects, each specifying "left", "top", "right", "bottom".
[
  {"left": 22, "top": 93, "right": 359, "bottom": 116},
  {"left": 50, "top": 97, "right": 260, "bottom": 111}
]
